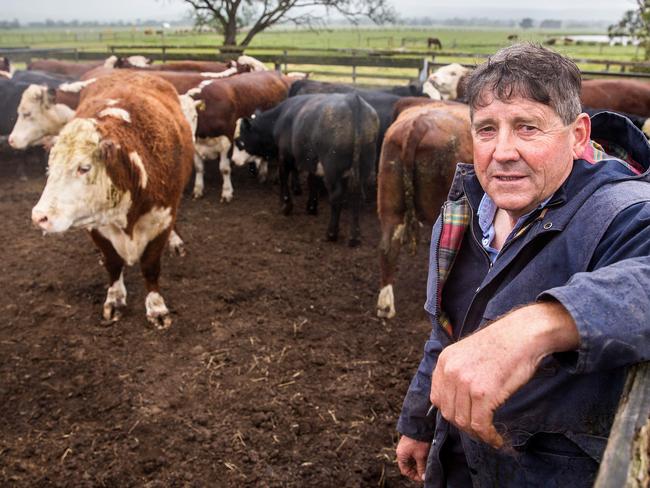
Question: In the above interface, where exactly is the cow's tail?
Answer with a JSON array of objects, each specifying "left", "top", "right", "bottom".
[
  {"left": 400, "top": 116, "right": 427, "bottom": 254},
  {"left": 350, "top": 94, "right": 363, "bottom": 196}
]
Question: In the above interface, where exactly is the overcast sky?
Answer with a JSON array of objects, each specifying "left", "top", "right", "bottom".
[{"left": 2, "top": 0, "right": 633, "bottom": 23}]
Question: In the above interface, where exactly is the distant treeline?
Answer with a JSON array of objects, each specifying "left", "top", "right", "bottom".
[
  {"left": 399, "top": 17, "right": 612, "bottom": 29},
  {"left": 0, "top": 19, "right": 190, "bottom": 30}
]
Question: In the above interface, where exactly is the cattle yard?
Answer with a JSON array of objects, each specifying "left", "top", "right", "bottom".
[
  {"left": 1, "top": 23, "right": 649, "bottom": 487},
  {"left": 0, "top": 150, "right": 432, "bottom": 486}
]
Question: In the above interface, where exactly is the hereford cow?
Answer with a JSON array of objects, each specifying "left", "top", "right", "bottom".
[
  {"left": 426, "top": 63, "right": 650, "bottom": 119},
  {"left": 27, "top": 56, "right": 122, "bottom": 78},
  {"left": 376, "top": 103, "right": 472, "bottom": 318},
  {"left": 30, "top": 71, "right": 194, "bottom": 328},
  {"left": 237, "top": 93, "right": 380, "bottom": 245},
  {"left": 423, "top": 63, "right": 472, "bottom": 101},
  {"left": 8, "top": 79, "right": 93, "bottom": 149},
  {"left": 581, "top": 79, "right": 650, "bottom": 118},
  {"left": 187, "top": 70, "right": 292, "bottom": 201}
]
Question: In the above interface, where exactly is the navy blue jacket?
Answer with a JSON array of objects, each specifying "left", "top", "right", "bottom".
[{"left": 397, "top": 112, "right": 650, "bottom": 487}]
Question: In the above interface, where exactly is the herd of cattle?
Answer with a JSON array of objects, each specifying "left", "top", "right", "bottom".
[{"left": 1, "top": 53, "right": 649, "bottom": 324}]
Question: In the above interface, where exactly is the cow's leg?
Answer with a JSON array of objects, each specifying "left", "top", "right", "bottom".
[
  {"left": 140, "top": 229, "right": 173, "bottom": 329},
  {"left": 219, "top": 141, "right": 234, "bottom": 203},
  {"left": 192, "top": 152, "right": 205, "bottom": 199},
  {"left": 90, "top": 229, "right": 127, "bottom": 323},
  {"left": 257, "top": 158, "right": 268, "bottom": 183},
  {"left": 306, "top": 173, "right": 319, "bottom": 215},
  {"left": 279, "top": 156, "right": 294, "bottom": 215},
  {"left": 291, "top": 167, "right": 302, "bottom": 196},
  {"left": 168, "top": 227, "right": 186, "bottom": 257},
  {"left": 325, "top": 177, "right": 345, "bottom": 242},
  {"left": 376, "top": 219, "right": 404, "bottom": 319},
  {"left": 348, "top": 187, "right": 362, "bottom": 247}
]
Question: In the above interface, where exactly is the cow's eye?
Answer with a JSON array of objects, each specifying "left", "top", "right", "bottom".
[
  {"left": 235, "top": 139, "right": 244, "bottom": 149},
  {"left": 22, "top": 112, "right": 31, "bottom": 118},
  {"left": 77, "top": 164, "right": 91, "bottom": 176}
]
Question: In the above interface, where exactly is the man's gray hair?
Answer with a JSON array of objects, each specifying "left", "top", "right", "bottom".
[{"left": 466, "top": 43, "right": 582, "bottom": 125}]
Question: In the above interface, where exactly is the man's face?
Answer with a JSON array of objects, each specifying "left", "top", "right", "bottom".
[{"left": 471, "top": 95, "right": 587, "bottom": 220}]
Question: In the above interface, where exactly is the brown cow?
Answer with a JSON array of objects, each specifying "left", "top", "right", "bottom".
[
  {"left": 376, "top": 103, "right": 472, "bottom": 319},
  {"left": 27, "top": 56, "right": 123, "bottom": 78},
  {"left": 581, "top": 79, "right": 650, "bottom": 118},
  {"left": 30, "top": 71, "right": 194, "bottom": 328},
  {"left": 188, "top": 70, "right": 293, "bottom": 201}
]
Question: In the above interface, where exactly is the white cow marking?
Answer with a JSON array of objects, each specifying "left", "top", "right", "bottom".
[
  {"left": 59, "top": 78, "right": 97, "bottom": 93},
  {"left": 128, "top": 151, "right": 148, "bottom": 189},
  {"left": 103, "top": 272, "right": 127, "bottom": 321},
  {"left": 96, "top": 206, "right": 173, "bottom": 266},
  {"left": 377, "top": 284, "right": 395, "bottom": 319},
  {"left": 99, "top": 107, "right": 131, "bottom": 123},
  {"left": 145, "top": 291, "right": 171, "bottom": 329}
]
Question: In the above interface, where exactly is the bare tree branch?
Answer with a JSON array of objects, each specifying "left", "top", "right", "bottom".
[{"left": 183, "top": 0, "right": 396, "bottom": 46}]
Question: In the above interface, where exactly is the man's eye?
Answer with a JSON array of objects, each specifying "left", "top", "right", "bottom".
[
  {"left": 519, "top": 125, "right": 538, "bottom": 133},
  {"left": 475, "top": 126, "right": 495, "bottom": 136}
]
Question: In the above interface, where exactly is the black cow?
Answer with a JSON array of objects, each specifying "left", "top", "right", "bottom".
[
  {"left": 238, "top": 93, "right": 379, "bottom": 246},
  {"left": 289, "top": 80, "right": 403, "bottom": 164},
  {"left": 11, "top": 70, "right": 76, "bottom": 85}
]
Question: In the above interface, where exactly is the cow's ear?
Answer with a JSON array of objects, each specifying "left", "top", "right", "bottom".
[
  {"left": 196, "top": 100, "right": 206, "bottom": 112},
  {"left": 242, "top": 117, "right": 252, "bottom": 129},
  {"left": 42, "top": 87, "right": 56, "bottom": 107}
]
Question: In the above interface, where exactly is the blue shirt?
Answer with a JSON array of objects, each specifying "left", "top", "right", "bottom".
[{"left": 477, "top": 193, "right": 552, "bottom": 262}]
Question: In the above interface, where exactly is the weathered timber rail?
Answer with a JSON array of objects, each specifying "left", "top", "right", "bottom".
[
  {"left": 3, "top": 46, "right": 650, "bottom": 83},
  {"left": 594, "top": 362, "right": 650, "bottom": 488}
]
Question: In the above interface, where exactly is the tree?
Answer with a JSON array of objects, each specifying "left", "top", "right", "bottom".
[
  {"left": 609, "top": 0, "right": 650, "bottom": 59},
  {"left": 519, "top": 17, "right": 534, "bottom": 29},
  {"left": 182, "top": 0, "right": 396, "bottom": 47}
]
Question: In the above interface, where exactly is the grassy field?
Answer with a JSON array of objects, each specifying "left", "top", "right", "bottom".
[{"left": 0, "top": 26, "right": 642, "bottom": 84}]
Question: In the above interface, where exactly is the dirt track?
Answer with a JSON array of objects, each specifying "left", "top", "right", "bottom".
[{"left": 0, "top": 148, "right": 432, "bottom": 487}]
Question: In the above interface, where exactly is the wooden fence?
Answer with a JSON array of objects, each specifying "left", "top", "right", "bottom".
[{"left": 3, "top": 45, "right": 650, "bottom": 83}]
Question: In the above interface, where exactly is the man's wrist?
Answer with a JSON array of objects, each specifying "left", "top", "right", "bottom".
[{"left": 516, "top": 301, "right": 580, "bottom": 361}]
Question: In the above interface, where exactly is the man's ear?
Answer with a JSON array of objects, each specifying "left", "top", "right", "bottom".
[{"left": 571, "top": 112, "right": 592, "bottom": 159}]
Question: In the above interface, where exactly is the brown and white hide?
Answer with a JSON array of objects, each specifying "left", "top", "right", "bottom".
[
  {"left": 31, "top": 71, "right": 194, "bottom": 328},
  {"left": 189, "top": 70, "right": 291, "bottom": 201},
  {"left": 376, "top": 103, "right": 472, "bottom": 319}
]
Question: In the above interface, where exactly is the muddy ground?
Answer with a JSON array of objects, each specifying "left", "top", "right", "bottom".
[{"left": 0, "top": 148, "right": 433, "bottom": 487}]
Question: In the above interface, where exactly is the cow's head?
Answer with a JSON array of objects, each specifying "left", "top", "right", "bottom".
[
  {"left": 31, "top": 118, "right": 132, "bottom": 233},
  {"left": 427, "top": 63, "right": 471, "bottom": 100},
  {"left": 9, "top": 84, "right": 74, "bottom": 149},
  {"left": 232, "top": 113, "right": 275, "bottom": 168}
]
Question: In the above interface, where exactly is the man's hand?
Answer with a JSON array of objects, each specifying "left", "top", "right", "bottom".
[
  {"left": 396, "top": 435, "right": 430, "bottom": 482},
  {"left": 429, "top": 301, "right": 579, "bottom": 448}
]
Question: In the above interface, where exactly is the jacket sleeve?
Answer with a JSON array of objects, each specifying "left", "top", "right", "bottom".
[
  {"left": 397, "top": 218, "right": 444, "bottom": 441},
  {"left": 539, "top": 202, "right": 650, "bottom": 374}
]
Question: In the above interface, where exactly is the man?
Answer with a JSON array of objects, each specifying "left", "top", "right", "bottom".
[{"left": 395, "top": 43, "right": 650, "bottom": 487}]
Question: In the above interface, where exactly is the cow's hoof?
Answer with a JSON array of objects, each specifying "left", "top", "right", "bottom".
[
  {"left": 292, "top": 186, "right": 302, "bottom": 196},
  {"left": 220, "top": 194, "right": 233, "bottom": 203},
  {"left": 168, "top": 232, "right": 186, "bottom": 257},
  {"left": 102, "top": 304, "right": 123, "bottom": 325},
  {"left": 306, "top": 204, "right": 318, "bottom": 215},
  {"left": 348, "top": 237, "right": 361, "bottom": 247},
  {"left": 377, "top": 285, "right": 396, "bottom": 319},
  {"left": 192, "top": 191, "right": 204, "bottom": 200},
  {"left": 281, "top": 203, "right": 293, "bottom": 216},
  {"left": 145, "top": 292, "right": 172, "bottom": 330},
  {"left": 148, "top": 313, "right": 172, "bottom": 330},
  {"left": 326, "top": 232, "right": 338, "bottom": 242}
]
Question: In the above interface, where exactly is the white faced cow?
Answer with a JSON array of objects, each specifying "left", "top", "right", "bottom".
[
  {"left": 423, "top": 63, "right": 471, "bottom": 101},
  {"left": 31, "top": 71, "right": 194, "bottom": 328}
]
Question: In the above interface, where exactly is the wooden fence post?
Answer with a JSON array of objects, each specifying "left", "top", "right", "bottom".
[{"left": 594, "top": 362, "right": 650, "bottom": 488}]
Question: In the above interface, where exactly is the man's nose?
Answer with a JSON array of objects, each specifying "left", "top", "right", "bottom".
[{"left": 492, "top": 130, "right": 519, "bottom": 163}]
